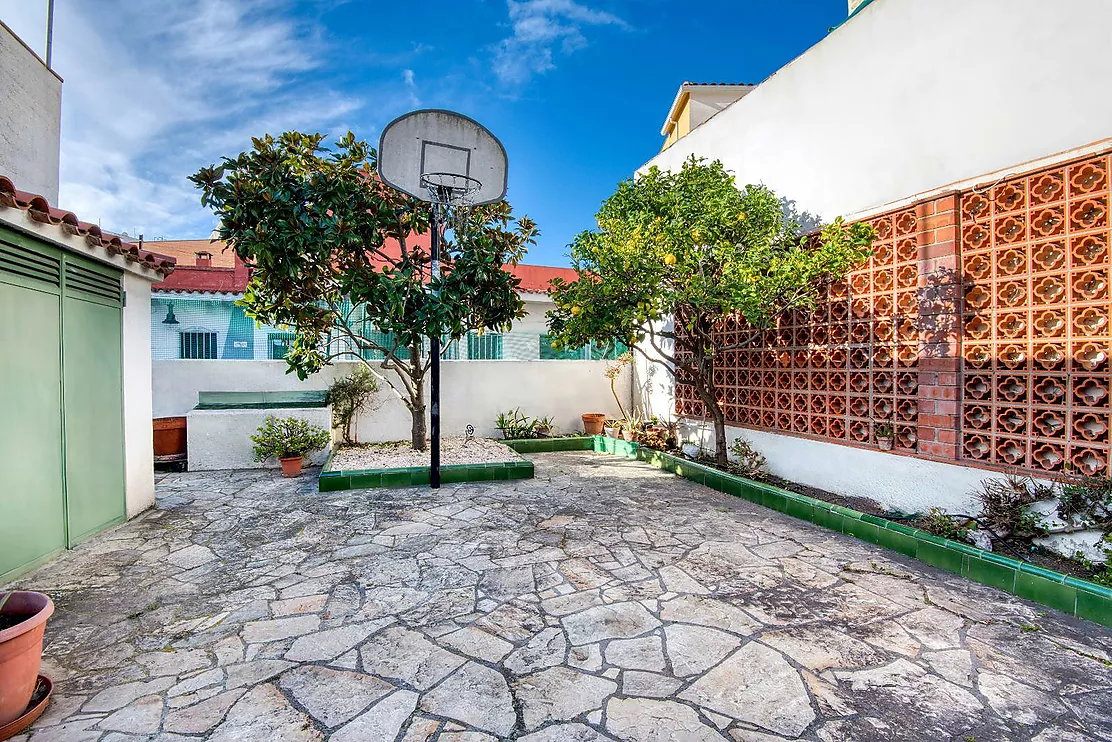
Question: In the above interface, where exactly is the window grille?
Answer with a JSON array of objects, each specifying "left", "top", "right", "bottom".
[{"left": 180, "top": 331, "right": 218, "bottom": 359}]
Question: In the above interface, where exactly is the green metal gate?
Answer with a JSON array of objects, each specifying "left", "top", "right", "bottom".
[{"left": 0, "top": 225, "right": 126, "bottom": 581}]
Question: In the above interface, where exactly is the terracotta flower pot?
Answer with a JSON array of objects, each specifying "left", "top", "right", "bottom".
[
  {"left": 877, "top": 437, "right": 894, "bottom": 451},
  {"left": 0, "top": 591, "right": 54, "bottom": 726},
  {"left": 279, "top": 456, "right": 304, "bottom": 478},
  {"left": 152, "top": 416, "right": 187, "bottom": 458},
  {"left": 621, "top": 429, "right": 634, "bottom": 442},
  {"left": 581, "top": 413, "right": 606, "bottom": 436}
]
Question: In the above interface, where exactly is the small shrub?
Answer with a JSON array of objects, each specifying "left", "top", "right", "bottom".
[
  {"left": 496, "top": 408, "right": 540, "bottom": 439},
  {"left": 326, "top": 367, "right": 380, "bottom": 445},
  {"left": 917, "top": 507, "right": 970, "bottom": 542},
  {"left": 251, "top": 416, "right": 331, "bottom": 462},
  {"left": 972, "top": 473, "right": 1047, "bottom": 538},
  {"left": 634, "top": 427, "right": 669, "bottom": 450},
  {"left": 727, "top": 438, "right": 768, "bottom": 480},
  {"left": 1057, "top": 472, "right": 1112, "bottom": 527}
]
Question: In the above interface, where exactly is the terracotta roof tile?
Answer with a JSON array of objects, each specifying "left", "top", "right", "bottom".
[
  {"left": 153, "top": 236, "right": 575, "bottom": 296},
  {"left": 0, "top": 175, "right": 176, "bottom": 275}
]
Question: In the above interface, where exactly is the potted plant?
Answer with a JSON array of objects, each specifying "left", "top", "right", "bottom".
[
  {"left": 0, "top": 590, "right": 54, "bottom": 726},
  {"left": 603, "top": 419, "right": 621, "bottom": 438},
  {"left": 582, "top": 413, "right": 606, "bottom": 436},
  {"left": 251, "top": 415, "right": 331, "bottom": 477},
  {"left": 875, "top": 421, "right": 895, "bottom": 451}
]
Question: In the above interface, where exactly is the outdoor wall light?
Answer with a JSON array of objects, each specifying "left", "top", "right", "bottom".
[{"left": 162, "top": 302, "right": 180, "bottom": 325}]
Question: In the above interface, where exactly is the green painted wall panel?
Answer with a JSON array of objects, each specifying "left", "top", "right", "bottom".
[
  {"left": 62, "top": 292, "right": 126, "bottom": 544},
  {"left": 0, "top": 280, "right": 67, "bottom": 579}
]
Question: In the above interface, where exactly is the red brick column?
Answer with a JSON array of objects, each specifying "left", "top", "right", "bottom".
[{"left": 915, "top": 194, "right": 962, "bottom": 460}]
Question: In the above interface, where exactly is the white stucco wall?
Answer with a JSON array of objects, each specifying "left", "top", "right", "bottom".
[
  {"left": 643, "top": 0, "right": 1112, "bottom": 222},
  {"left": 187, "top": 408, "right": 332, "bottom": 472},
  {"left": 122, "top": 273, "right": 155, "bottom": 515},
  {"left": 0, "top": 21, "right": 61, "bottom": 202},
  {"left": 153, "top": 358, "right": 631, "bottom": 449}
]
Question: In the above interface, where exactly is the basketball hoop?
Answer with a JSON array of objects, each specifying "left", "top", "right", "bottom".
[{"left": 378, "top": 109, "right": 509, "bottom": 490}]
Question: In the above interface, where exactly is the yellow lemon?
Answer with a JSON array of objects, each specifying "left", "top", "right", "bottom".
[{"left": 664, "top": 253, "right": 677, "bottom": 266}]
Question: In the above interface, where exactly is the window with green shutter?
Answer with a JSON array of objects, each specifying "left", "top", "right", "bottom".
[
  {"left": 268, "top": 332, "right": 295, "bottom": 359},
  {"left": 468, "top": 332, "right": 503, "bottom": 360}
]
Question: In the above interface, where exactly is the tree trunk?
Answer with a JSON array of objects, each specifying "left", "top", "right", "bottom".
[
  {"left": 704, "top": 388, "right": 728, "bottom": 467},
  {"left": 691, "top": 315, "right": 728, "bottom": 467},
  {"left": 410, "top": 403, "right": 427, "bottom": 451},
  {"left": 408, "top": 341, "right": 427, "bottom": 451}
]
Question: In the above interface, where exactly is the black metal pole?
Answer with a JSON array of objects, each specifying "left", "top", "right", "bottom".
[{"left": 429, "top": 206, "right": 441, "bottom": 489}]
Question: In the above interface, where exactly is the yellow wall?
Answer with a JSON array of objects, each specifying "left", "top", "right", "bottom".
[{"left": 661, "top": 94, "right": 691, "bottom": 151}]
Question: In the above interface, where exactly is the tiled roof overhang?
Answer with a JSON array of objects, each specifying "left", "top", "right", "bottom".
[{"left": 0, "top": 176, "right": 176, "bottom": 276}]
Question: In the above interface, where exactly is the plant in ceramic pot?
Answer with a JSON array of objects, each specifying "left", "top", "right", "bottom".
[
  {"left": 251, "top": 415, "right": 331, "bottom": 477},
  {"left": 603, "top": 419, "right": 621, "bottom": 438},
  {"left": 875, "top": 421, "right": 895, "bottom": 451},
  {"left": 0, "top": 590, "right": 54, "bottom": 726}
]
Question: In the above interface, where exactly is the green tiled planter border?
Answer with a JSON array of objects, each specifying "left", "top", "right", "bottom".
[
  {"left": 318, "top": 454, "right": 534, "bottom": 492},
  {"left": 502, "top": 436, "right": 595, "bottom": 453},
  {"left": 576, "top": 436, "right": 1112, "bottom": 629}
]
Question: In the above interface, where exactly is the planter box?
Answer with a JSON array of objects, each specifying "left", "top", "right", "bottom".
[{"left": 319, "top": 457, "right": 534, "bottom": 492}]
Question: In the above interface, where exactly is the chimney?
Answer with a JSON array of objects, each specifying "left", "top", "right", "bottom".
[
  {"left": 848, "top": 0, "right": 866, "bottom": 14},
  {"left": 195, "top": 251, "right": 212, "bottom": 267}
]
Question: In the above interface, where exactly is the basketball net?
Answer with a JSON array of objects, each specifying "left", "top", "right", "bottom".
[{"left": 421, "top": 172, "right": 482, "bottom": 238}]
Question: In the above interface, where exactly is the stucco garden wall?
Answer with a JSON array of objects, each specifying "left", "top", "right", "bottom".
[{"left": 154, "top": 358, "right": 631, "bottom": 445}]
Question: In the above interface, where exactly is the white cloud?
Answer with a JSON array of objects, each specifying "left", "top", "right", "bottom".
[
  {"left": 493, "top": 0, "right": 627, "bottom": 87},
  {"left": 43, "top": 0, "right": 363, "bottom": 237}
]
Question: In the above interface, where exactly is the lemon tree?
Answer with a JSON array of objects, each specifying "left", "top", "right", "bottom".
[{"left": 547, "top": 156, "right": 874, "bottom": 465}]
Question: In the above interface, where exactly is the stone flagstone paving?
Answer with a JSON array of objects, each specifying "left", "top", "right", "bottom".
[{"left": 6, "top": 451, "right": 1112, "bottom": 741}]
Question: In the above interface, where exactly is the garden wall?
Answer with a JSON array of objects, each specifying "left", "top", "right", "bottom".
[
  {"left": 153, "top": 358, "right": 631, "bottom": 443},
  {"left": 659, "top": 148, "right": 1112, "bottom": 524}
]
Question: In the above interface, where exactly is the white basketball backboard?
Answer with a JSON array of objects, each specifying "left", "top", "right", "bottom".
[{"left": 378, "top": 109, "right": 508, "bottom": 206}]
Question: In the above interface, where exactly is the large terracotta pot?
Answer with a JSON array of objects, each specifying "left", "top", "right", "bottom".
[
  {"left": 581, "top": 413, "right": 606, "bottom": 436},
  {"left": 153, "top": 417, "right": 187, "bottom": 458},
  {"left": 0, "top": 591, "right": 54, "bottom": 726}
]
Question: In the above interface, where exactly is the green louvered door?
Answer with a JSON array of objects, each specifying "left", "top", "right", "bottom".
[
  {"left": 0, "top": 226, "right": 126, "bottom": 580},
  {"left": 0, "top": 233, "right": 67, "bottom": 580},
  {"left": 62, "top": 255, "right": 126, "bottom": 544}
]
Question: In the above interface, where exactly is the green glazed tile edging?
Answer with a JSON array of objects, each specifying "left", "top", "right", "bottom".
[
  {"left": 503, "top": 437, "right": 594, "bottom": 453},
  {"left": 319, "top": 459, "right": 534, "bottom": 492},
  {"left": 586, "top": 438, "right": 1112, "bottom": 628}
]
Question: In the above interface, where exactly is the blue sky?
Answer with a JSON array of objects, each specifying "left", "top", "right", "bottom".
[{"left": 1, "top": 0, "right": 846, "bottom": 266}]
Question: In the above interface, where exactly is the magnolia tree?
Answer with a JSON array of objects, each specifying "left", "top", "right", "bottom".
[
  {"left": 191, "top": 132, "right": 537, "bottom": 450},
  {"left": 547, "top": 157, "right": 875, "bottom": 465}
]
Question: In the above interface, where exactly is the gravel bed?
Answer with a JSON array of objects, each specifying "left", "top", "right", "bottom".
[{"left": 329, "top": 436, "right": 523, "bottom": 471}]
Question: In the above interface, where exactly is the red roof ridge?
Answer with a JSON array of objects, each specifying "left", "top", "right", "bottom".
[{"left": 0, "top": 175, "right": 176, "bottom": 275}]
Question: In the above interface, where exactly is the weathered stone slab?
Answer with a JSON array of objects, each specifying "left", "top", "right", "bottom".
[{"left": 681, "top": 643, "right": 815, "bottom": 737}]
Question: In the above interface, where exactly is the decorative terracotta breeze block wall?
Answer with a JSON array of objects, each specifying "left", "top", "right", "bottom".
[
  {"left": 959, "top": 155, "right": 1111, "bottom": 476},
  {"left": 674, "top": 151, "right": 1112, "bottom": 477}
]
